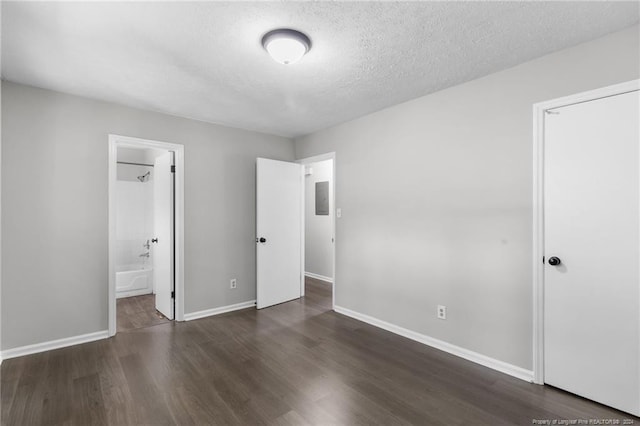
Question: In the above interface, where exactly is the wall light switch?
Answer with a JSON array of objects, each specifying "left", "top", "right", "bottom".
[{"left": 336, "top": 208, "right": 342, "bottom": 218}]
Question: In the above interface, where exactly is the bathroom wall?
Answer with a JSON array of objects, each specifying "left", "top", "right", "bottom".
[
  {"left": 115, "top": 162, "right": 153, "bottom": 272},
  {"left": 304, "top": 159, "right": 333, "bottom": 281}
]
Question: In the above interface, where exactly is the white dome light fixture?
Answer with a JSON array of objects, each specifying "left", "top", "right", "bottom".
[{"left": 262, "top": 29, "right": 311, "bottom": 65}]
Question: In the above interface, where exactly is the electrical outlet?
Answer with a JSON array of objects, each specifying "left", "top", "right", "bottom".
[
  {"left": 230, "top": 279, "right": 237, "bottom": 289},
  {"left": 437, "top": 305, "right": 446, "bottom": 320}
]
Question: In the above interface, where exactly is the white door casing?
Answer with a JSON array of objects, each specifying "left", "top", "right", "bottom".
[
  {"left": 153, "top": 151, "right": 175, "bottom": 320},
  {"left": 108, "top": 134, "right": 185, "bottom": 335},
  {"left": 297, "top": 152, "right": 337, "bottom": 308},
  {"left": 256, "top": 158, "right": 303, "bottom": 309},
  {"left": 541, "top": 88, "right": 639, "bottom": 415}
]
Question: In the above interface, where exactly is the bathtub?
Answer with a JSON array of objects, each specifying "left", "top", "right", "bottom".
[{"left": 116, "top": 264, "right": 153, "bottom": 298}]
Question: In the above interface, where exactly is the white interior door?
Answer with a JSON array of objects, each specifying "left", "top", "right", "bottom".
[
  {"left": 544, "top": 90, "right": 639, "bottom": 415},
  {"left": 256, "top": 158, "right": 303, "bottom": 309},
  {"left": 153, "top": 151, "right": 174, "bottom": 320}
]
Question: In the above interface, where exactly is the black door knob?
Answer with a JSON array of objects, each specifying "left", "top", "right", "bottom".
[
  {"left": 151, "top": 238, "right": 158, "bottom": 243},
  {"left": 259, "top": 237, "right": 267, "bottom": 243},
  {"left": 548, "top": 256, "right": 561, "bottom": 266}
]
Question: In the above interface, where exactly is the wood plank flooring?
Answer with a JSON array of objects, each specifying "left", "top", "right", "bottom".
[
  {"left": 117, "top": 294, "right": 170, "bottom": 332},
  {"left": 2, "top": 277, "right": 638, "bottom": 425}
]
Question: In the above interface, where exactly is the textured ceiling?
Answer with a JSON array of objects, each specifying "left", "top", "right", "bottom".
[{"left": 2, "top": 2, "right": 639, "bottom": 138}]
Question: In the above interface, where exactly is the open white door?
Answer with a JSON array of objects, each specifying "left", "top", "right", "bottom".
[
  {"left": 544, "top": 90, "right": 639, "bottom": 415},
  {"left": 256, "top": 158, "right": 303, "bottom": 309},
  {"left": 153, "top": 151, "right": 174, "bottom": 320}
]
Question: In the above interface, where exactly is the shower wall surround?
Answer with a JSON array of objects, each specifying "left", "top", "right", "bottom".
[{"left": 116, "top": 163, "right": 154, "bottom": 295}]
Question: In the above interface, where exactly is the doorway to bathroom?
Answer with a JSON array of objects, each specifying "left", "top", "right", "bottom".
[{"left": 108, "top": 135, "right": 185, "bottom": 335}]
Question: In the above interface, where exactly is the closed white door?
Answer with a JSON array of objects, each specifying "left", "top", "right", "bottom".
[
  {"left": 153, "top": 151, "right": 174, "bottom": 320},
  {"left": 256, "top": 158, "right": 303, "bottom": 309},
  {"left": 544, "top": 90, "right": 639, "bottom": 415}
]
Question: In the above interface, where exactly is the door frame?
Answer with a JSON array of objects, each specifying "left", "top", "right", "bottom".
[
  {"left": 532, "top": 79, "right": 639, "bottom": 385},
  {"left": 108, "top": 134, "right": 185, "bottom": 336},
  {"left": 297, "top": 152, "right": 336, "bottom": 310}
]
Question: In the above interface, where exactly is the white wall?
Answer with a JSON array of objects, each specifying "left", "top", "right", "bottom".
[
  {"left": 304, "top": 160, "right": 333, "bottom": 280},
  {"left": 115, "top": 148, "right": 159, "bottom": 274},
  {"left": 117, "top": 146, "right": 166, "bottom": 167},
  {"left": 295, "top": 26, "right": 640, "bottom": 370},
  {"left": 1, "top": 81, "right": 294, "bottom": 350},
  {"left": 0, "top": 1, "right": 3, "bottom": 359},
  {"left": 116, "top": 163, "right": 153, "bottom": 183},
  {"left": 117, "top": 147, "right": 148, "bottom": 165},
  {"left": 115, "top": 165, "right": 153, "bottom": 271}
]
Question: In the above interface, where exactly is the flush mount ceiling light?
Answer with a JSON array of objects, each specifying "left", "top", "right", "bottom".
[{"left": 261, "top": 28, "right": 311, "bottom": 65}]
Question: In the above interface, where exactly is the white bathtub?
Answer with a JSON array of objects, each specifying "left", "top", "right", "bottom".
[{"left": 116, "top": 264, "right": 153, "bottom": 298}]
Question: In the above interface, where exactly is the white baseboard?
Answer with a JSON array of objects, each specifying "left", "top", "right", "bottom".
[
  {"left": 304, "top": 272, "right": 333, "bottom": 283},
  {"left": 334, "top": 305, "right": 534, "bottom": 383},
  {"left": 184, "top": 300, "right": 256, "bottom": 322},
  {"left": 1, "top": 330, "right": 109, "bottom": 360}
]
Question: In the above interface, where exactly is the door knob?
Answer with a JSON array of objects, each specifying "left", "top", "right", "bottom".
[
  {"left": 258, "top": 237, "right": 267, "bottom": 243},
  {"left": 151, "top": 238, "right": 158, "bottom": 243},
  {"left": 548, "top": 256, "right": 561, "bottom": 266}
]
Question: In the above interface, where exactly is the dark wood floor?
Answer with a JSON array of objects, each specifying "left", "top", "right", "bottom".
[
  {"left": 2, "top": 277, "right": 637, "bottom": 425},
  {"left": 117, "top": 294, "right": 170, "bottom": 332}
]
